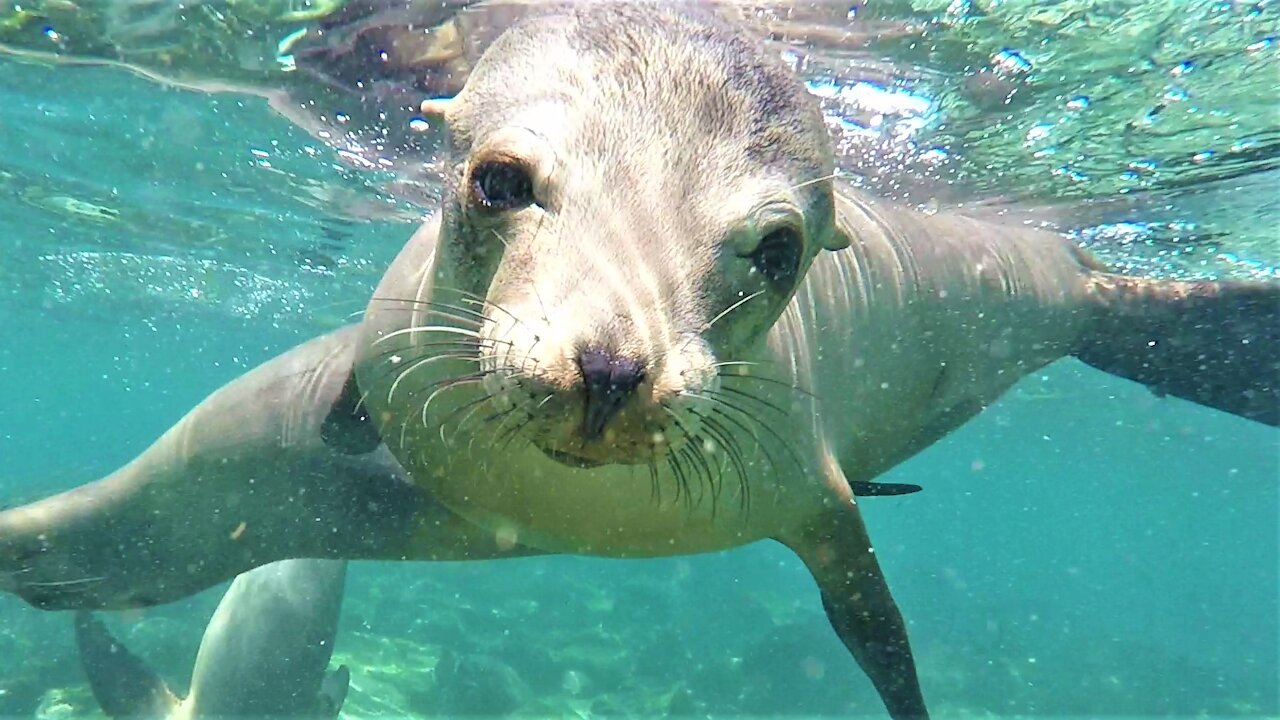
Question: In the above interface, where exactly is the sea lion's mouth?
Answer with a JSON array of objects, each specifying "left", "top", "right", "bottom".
[{"left": 540, "top": 447, "right": 605, "bottom": 469}]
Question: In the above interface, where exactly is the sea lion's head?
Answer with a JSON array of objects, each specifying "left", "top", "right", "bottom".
[{"left": 399, "top": 5, "right": 848, "bottom": 468}]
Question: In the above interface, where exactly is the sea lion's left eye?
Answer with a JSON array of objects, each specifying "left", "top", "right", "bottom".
[
  {"left": 749, "top": 228, "right": 801, "bottom": 288},
  {"left": 470, "top": 160, "right": 535, "bottom": 211}
]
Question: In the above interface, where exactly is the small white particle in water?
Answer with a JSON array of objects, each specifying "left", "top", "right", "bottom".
[
  {"left": 880, "top": 382, "right": 890, "bottom": 389},
  {"left": 390, "top": 354, "right": 402, "bottom": 364},
  {"left": 1025, "top": 123, "right": 1053, "bottom": 142},
  {"left": 702, "top": 438, "right": 717, "bottom": 454}
]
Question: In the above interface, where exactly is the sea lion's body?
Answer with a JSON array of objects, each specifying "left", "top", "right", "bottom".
[
  {"left": 74, "top": 559, "right": 351, "bottom": 719},
  {"left": 355, "top": 195, "right": 1096, "bottom": 559},
  {"left": 1, "top": 5, "right": 1276, "bottom": 719}
]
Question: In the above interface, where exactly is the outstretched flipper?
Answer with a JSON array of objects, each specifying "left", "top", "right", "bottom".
[
  {"left": 0, "top": 326, "right": 420, "bottom": 610},
  {"left": 1076, "top": 275, "right": 1279, "bottom": 426},
  {"left": 778, "top": 501, "right": 928, "bottom": 720},
  {"left": 74, "top": 611, "right": 181, "bottom": 718},
  {"left": 0, "top": 325, "right": 542, "bottom": 612}
]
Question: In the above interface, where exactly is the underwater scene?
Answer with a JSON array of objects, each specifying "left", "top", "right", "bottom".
[{"left": 0, "top": 1, "right": 1277, "bottom": 718}]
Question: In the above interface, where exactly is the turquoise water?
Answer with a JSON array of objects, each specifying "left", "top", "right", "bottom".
[{"left": 1, "top": 2, "right": 1278, "bottom": 718}]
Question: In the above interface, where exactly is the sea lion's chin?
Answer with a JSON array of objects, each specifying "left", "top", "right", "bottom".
[
  {"left": 539, "top": 446, "right": 607, "bottom": 469},
  {"left": 534, "top": 434, "right": 664, "bottom": 470}
]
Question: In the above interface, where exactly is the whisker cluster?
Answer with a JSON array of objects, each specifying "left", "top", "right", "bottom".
[
  {"left": 361, "top": 288, "right": 816, "bottom": 524},
  {"left": 364, "top": 288, "right": 543, "bottom": 459}
]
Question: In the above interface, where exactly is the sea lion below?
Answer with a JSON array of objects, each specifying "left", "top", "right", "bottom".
[
  {"left": 74, "top": 559, "right": 351, "bottom": 719},
  {"left": 1, "top": 5, "right": 1276, "bottom": 719}
]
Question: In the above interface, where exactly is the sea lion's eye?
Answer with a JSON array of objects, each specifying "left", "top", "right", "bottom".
[
  {"left": 470, "top": 160, "right": 535, "bottom": 211},
  {"left": 750, "top": 228, "right": 801, "bottom": 288}
]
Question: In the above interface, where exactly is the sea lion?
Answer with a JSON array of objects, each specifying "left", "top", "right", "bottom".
[
  {"left": 0, "top": 5, "right": 1276, "bottom": 719},
  {"left": 74, "top": 559, "right": 351, "bottom": 719}
]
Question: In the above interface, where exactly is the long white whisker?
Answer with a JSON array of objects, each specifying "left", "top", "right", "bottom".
[
  {"left": 387, "top": 354, "right": 476, "bottom": 405},
  {"left": 373, "top": 325, "right": 483, "bottom": 346},
  {"left": 25, "top": 576, "right": 106, "bottom": 588},
  {"left": 701, "top": 290, "right": 765, "bottom": 333},
  {"left": 788, "top": 172, "right": 838, "bottom": 192},
  {"left": 422, "top": 377, "right": 485, "bottom": 430}
]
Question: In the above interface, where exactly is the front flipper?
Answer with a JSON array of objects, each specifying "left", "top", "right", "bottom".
[
  {"left": 0, "top": 325, "right": 543, "bottom": 611},
  {"left": 1076, "top": 275, "right": 1278, "bottom": 426},
  {"left": 0, "top": 325, "right": 424, "bottom": 610},
  {"left": 778, "top": 501, "right": 928, "bottom": 719}
]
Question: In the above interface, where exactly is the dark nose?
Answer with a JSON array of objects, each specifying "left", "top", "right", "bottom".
[{"left": 577, "top": 347, "right": 647, "bottom": 441}]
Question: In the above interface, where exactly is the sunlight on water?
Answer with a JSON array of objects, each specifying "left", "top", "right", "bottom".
[{"left": 1, "top": 0, "right": 1274, "bottom": 306}]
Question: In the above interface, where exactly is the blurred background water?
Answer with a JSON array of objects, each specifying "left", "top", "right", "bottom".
[{"left": 0, "top": 1, "right": 1277, "bottom": 717}]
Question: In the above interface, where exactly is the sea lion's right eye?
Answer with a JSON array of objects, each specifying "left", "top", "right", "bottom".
[
  {"left": 470, "top": 160, "right": 535, "bottom": 211},
  {"left": 749, "top": 227, "right": 802, "bottom": 289}
]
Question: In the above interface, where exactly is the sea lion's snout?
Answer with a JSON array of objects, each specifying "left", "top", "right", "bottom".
[
  {"left": 577, "top": 347, "right": 647, "bottom": 440},
  {"left": 476, "top": 309, "right": 707, "bottom": 467}
]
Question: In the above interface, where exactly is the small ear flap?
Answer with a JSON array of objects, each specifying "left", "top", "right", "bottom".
[
  {"left": 823, "top": 192, "right": 857, "bottom": 251},
  {"left": 419, "top": 97, "right": 456, "bottom": 120}
]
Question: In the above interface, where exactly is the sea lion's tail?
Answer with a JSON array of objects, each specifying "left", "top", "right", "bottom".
[
  {"left": 1074, "top": 274, "right": 1279, "bottom": 426},
  {"left": 73, "top": 611, "right": 182, "bottom": 719},
  {"left": 320, "top": 665, "right": 352, "bottom": 718}
]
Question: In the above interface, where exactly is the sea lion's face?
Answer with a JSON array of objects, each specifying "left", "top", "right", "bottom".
[{"left": 415, "top": 8, "right": 847, "bottom": 468}]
